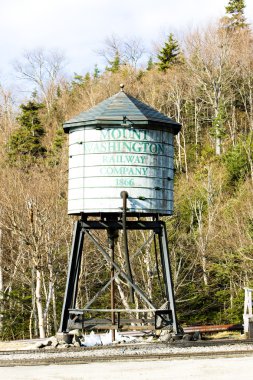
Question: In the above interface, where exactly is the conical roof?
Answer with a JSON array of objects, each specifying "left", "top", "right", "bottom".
[{"left": 63, "top": 89, "right": 181, "bottom": 134}]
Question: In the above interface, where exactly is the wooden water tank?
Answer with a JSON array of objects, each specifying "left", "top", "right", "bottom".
[{"left": 63, "top": 87, "right": 181, "bottom": 215}]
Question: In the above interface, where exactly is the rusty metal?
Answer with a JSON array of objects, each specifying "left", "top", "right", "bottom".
[{"left": 183, "top": 324, "right": 243, "bottom": 334}]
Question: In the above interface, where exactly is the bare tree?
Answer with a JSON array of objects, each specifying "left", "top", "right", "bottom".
[
  {"left": 0, "top": 164, "right": 71, "bottom": 338},
  {"left": 98, "top": 34, "right": 145, "bottom": 69},
  {"left": 186, "top": 25, "right": 237, "bottom": 155},
  {"left": 233, "top": 30, "right": 253, "bottom": 131},
  {"left": 0, "top": 85, "right": 16, "bottom": 145},
  {"left": 14, "top": 49, "right": 66, "bottom": 113}
]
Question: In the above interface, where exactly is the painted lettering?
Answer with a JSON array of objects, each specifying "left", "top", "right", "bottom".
[
  {"left": 100, "top": 128, "right": 150, "bottom": 141},
  {"left": 99, "top": 166, "right": 149, "bottom": 177},
  {"left": 84, "top": 141, "right": 165, "bottom": 155}
]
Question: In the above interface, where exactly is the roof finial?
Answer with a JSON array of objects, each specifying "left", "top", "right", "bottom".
[{"left": 120, "top": 83, "right": 125, "bottom": 92}]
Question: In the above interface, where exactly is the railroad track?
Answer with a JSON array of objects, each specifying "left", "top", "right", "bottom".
[
  {"left": 1, "top": 339, "right": 253, "bottom": 366},
  {"left": 1, "top": 351, "right": 253, "bottom": 367}
]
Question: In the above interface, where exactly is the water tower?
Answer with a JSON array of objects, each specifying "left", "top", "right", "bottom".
[{"left": 59, "top": 85, "right": 181, "bottom": 336}]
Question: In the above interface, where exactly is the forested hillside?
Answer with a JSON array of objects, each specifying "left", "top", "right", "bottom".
[{"left": 1, "top": 0, "right": 253, "bottom": 339}]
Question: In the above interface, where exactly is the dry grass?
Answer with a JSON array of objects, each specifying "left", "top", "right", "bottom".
[{"left": 205, "top": 331, "right": 244, "bottom": 340}]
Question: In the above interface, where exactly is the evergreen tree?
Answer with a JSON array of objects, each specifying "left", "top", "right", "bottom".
[
  {"left": 72, "top": 72, "right": 91, "bottom": 87},
  {"left": 106, "top": 50, "right": 121, "bottom": 73},
  {"left": 93, "top": 64, "right": 100, "bottom": 79},
  {"left": 157, "top": 33, "right": 182, "bottom": 72},
  {"left": 84, "top": 72, "right": 91, "bottom": 82},
  {"left": 7, "top": 101, "right": 46, "bottom": 165},
  {"left": 146, "top": 56, "right": 154, "bottom": 71},
  {"left": 225, "top": 0, "right": 247, "bottom": 29},
  {"left": 72, "top": 73, "right": 85, "bottom": 86}
]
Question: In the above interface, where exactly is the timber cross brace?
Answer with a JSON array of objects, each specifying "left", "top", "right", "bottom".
[{"left": 58, "top": 216, "right": 179, "bottom": 335}]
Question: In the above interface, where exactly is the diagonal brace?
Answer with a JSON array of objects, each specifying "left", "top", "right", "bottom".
[
  {"left": 85, "top": 230, "right": 156, "bottom": 310},
  {"left": 83, "top": 231, "right": 155, "bottom": 310}
]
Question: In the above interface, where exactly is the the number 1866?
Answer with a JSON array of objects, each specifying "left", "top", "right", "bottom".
[{"left": 116, "top": 178, "right": 134, "bottom": 186}]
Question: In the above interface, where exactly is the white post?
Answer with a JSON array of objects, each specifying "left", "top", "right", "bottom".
[{"left": 243, "top": 287, "right": 253, "bottom": 334}]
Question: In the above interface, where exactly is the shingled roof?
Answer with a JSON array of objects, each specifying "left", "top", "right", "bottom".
[{"left": 63, "top": 89, "right": 181, "bottom": 134}]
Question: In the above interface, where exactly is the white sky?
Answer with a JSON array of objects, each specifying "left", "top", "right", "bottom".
[{"left": 0, "top": 0, "right": 253, "bottom": 89}]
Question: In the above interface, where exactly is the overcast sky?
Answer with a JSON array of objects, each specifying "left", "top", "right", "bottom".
[{"left": 0, "top": 0, "right": 253, "bottom": 89}]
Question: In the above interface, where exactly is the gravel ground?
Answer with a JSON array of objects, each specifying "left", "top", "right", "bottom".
[
  {"left": 1, "top": 340, "right": 253, "bottom": 380},
  {"left": 1, "top": 341, "right": 253, "bottom": 363}
]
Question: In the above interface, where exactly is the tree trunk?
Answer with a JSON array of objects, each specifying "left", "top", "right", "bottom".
[
  {"left": 182, "top": 131, "right": 189, "bottom": 180},
  {"left": 214, "top": 82, "right": 222, "bottom": 155},
  {"left": 192, "top": 200, "right": 208, "bottom": 286},
  {"left": 141, "top": 231, "right": 153, "bottom": 301},
  {"left": 52, "top": 286, "right": 58, "bottom": 333},
  {"left": 175, "top": 134, "right": 182, "bottom": 172},
  {"left": 194, "top": 100, "right": 200, "bottom": 160},
  {"left": 43, "top": 257, "right": 54, "bottom": 335},
  {"left": 35, "top": 269, "right": 45, "bottom": 338}
]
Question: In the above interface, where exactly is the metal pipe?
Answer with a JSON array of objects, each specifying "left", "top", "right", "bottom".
[
  {"left": 108, "top": 229, "right": 116, "bottom": 342},
  {"left": 120, "top": 191, "right": 134, "bottom": 303}
]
